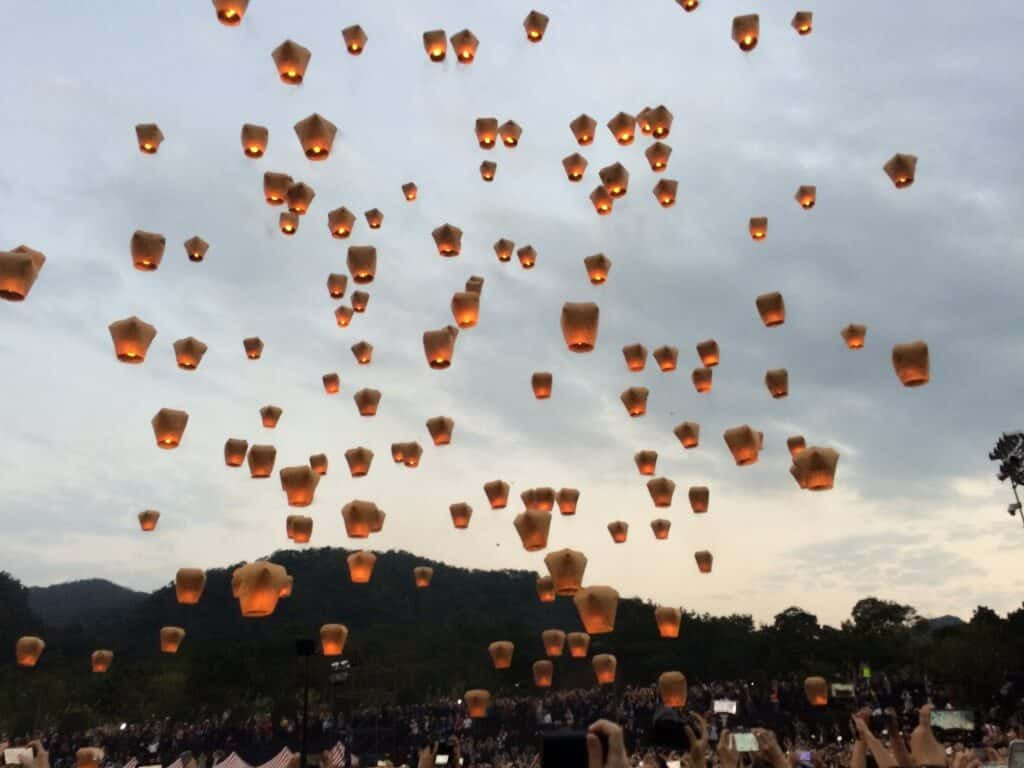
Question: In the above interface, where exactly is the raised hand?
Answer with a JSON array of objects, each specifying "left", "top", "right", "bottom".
[{"left": 909, "top": 706, "right": 948, "bottom": 768}]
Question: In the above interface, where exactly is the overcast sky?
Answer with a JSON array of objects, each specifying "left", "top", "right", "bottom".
[{"left": 2, "top": 0, "right": 1023, "bottom": 627}]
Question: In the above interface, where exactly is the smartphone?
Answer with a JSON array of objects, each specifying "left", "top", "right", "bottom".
[
  {"left": 734, "top": 733, "right": 759, "bottom": 753},
  {"left": 1008, "top": 740, "right": 1024, "bottom": 768},
  {"left": 667, "top": 762, "right": 681, "bottom": 768},
  {"left": 798, "top": 751, "right": 812, "bottom": 762},
  {"left": 930, "top": 710, "right": 975, "bottom": 734},
  {"left": 434, "top": 757, "right": 449, "bottom": 766},
  {"left": 4, "top": 749, "right": 33, "bottom": 766},
  {"left": 541, "top": 731, "right": 597, "bottom": 768},
  {"left": 714, "top": 700, "right": 738, "bottom": 715}
]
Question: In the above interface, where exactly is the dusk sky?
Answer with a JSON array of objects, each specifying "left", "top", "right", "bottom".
[{"left": 2, "top": 0, "right": 1023, "bottom": 626}]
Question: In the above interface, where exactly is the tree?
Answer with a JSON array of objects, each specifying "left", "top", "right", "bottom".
[
  {"left": 849, "top": 597, "right": 919, "bottom": 637},
  {"left": 772, "top": 607, "right": 821, "bottom": 642}
]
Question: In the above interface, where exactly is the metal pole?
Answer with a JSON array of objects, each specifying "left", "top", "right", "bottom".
[{"left": 301, "top": 654, "right": 311, "bottom": 768}]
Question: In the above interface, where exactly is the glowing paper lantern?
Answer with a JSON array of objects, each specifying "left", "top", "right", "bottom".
[
  {"left": 695, "top": 550, "right": 713, "bottom": 573},
  {"left": 556, "top": 488, "right": 579, "bottom": 516},
  {"left": 451, "top": 292, "right": 480, "bottom": 328},
  {"left": 342, "top": 25, "right": 367, "bottom": 54},
  {"left": 590, "top": 186, "right": 613, "bottom": 215},
  {"left": 696, "top": 339, "right": 720, "bottom": 367},
  {"left": 570, "top": 114, "right": 597, "bottom": 146},
  {"left": 689, "top": 486, "right": 709, "bottom": 514},
  {"left": 892, "top": 341, "right": 929, "bottom": 386},
  {"left": 484, "top": 479, "right": 510, "bottom": 509},
  {"left": 475, "top": 117, "right": 498, "bottom": 149},
  {"left": 175, "top": 568, "right": 206, "bottom": 605},
  {"left": 91, "top": 650, "right": 114, "bottom": 675},
  {"left": 514, "top": 510, "right": 552, "bottom": 551},
  {"left": 77, "top": 749, "right": 104, "bottom": 768},
  {"left": 523, "top": 10, "right": 549, "bottom": 41},
  {"left": 152, "top": 408, "right": 188, "bottom": 449},
  {"left": 279, "top": 466, "right": 320, "bottom": 507},
  {"left": 347, "top": 551, "right": 377, "bottom": 583},
  {"left": 264, "top": 172, "right": 292, "bottom": 205},
  {"left": 480, "top": 161, "right": 497, "bottom": 182},
  {"left": 288, "top": 515, "right": 313, "bottom": 543},
  {"left": 489, "top": 641, "right": 514, "bottom": 669},
  {"left": 654, "top": 179, "right": 678, "bottom": 207},
  {"left": 622, "top": 343, "right": 647, "bottom": 371},
  {"left": 173, "top": 337, "right": 207, "bottom": 370},
  {"left": 247, "top": 445, "right": 276, "bottom": 478},
  {"left": 655, "top": 607, "right": 681, "bottom": 638},
  {"left": 517, "top": 246, "right": 536, "bottom": 269},
  {"left": 621, "top": 386, "right": 649, "bottom": 417},
  {"left": 465, "top": 276, "right": 484, "bottom": 295},
  {"left": 567, "top": 632, "right": 590, "bottom": 658},
  {"left": 756, "top": 292, "right": 786, "bottom": 327},
  {"left": 344, "top": 447, "right": 374, "bottom": 478},
  {"left": 309, "top": 454, "right": 328, "bottom": 476},
  {"left": 464, "top": 690, "right": 491, "bottom": 718},
  {"left": 648, "top": 106, "right": 673, "bottom": 138},
  {"left": 260, "top": 405, "right": 283, "bottom": 428},
  {"left": 584, "top": 253, "right": 611, "bottom": 284},
  {"left": 674, "top": 422, "right": 699, "bottom": 449},
  {"left": 108, "top": 316, "right": 157, "bottom": 363},
  {"left": 450, "top": 502, "right": 472, "bottom": 529},
  {"left": 327, "top": 208, "right": 356, "bottom": 240},
  {"left": 402, "top": 182, "right": 418, "bottom": 201},
  {"left": 787, "top": 436, "right": 806, "bottom": 457},
  {"left": 542, "top": 629, "right": 566, "bottom": 658},
  {"left": 647, "top": 477, "right": 675, "bottom": 508},
  {"left": 351, "top": 291, "right": 369, "bottom": 312},
  {"left": 651, "top": 519, "right": 672, "bottom": 540},
  {"left": 499, "top": 121, "right": 522, "bottom": 147},
  {"left": 323, "top": 373, "right": 341, "bottom": 395},
  {"left": 637, "top": 106, "right": 652, "bottom": 134},
  {"left": 792, "top": 11, "right": 813, "bottom": 34},
  {"left": 213, "top": 0, "right": 248, "bottom": 26},
  {"left": 544, "top": 548, "right": 587, "bottom": 595},
  {"left": 244, "top": 337, "right": 264, "bottom": 359},
  {"left": 286, "top": 182, "right": 315, "bottom": 214},
  {"left": 748, "top": 217, "right": 768, "bottom": 241},
  {"left": 365, "top": 208, "right": 383, "bottom": 229},
  {"left": 635, "top": 451, "right": 658, "bottom": 476},
  {"left": 241, "top": 124, "right": 268, "bottom": 158},
  {"left": 647, "top": 346, "right": 677, "bottom": 374},
  {"left": 732, "top": 15, "right": 760, "bottom": 52},
  {"left": 805, "top": 676, "right": 828, "bottom": 706},
  {"left": 135, "top": 123, "right": 164, "bottom": 154},
  {"left": 659, "top": 671, "right": 688, "bottom": 707},
  {"left": 351, "top": 341, "right": 373, "bottom": 365},
  {"left": 342, "top": 248, "right": 376, "bottom": 287},
  {"left": 16, "top": 636, "right": 45, "bottom": 667},
  {"left": 272, "top": 39, "right": 311, "bottom": 85},
  {"left": 536, "top": 576, "right": 556, "bottom": 602},
  {"left": 280, "top": 212, "right": 299, "bottom": 235},
  {"left": 533, "top": 660, "right": 554, "bottom": 688},
  {"left": 884, "top": 154, "right": 917, "bottom": 188},
  {"left": 593, "top": 654, "right": 617, "bottom": 684},
  {"left": 796, "top": 185, "right": 816, "bottom": 209},
  {"left": 231, "top": 561, "right": 292, "bottom": 617},
  {"left": 426, "top": 416, "right": 454, "bottom": 446},
  {"left": 0, "top": 245, "right": 46, "bottom": 301},
  {"left": 791, "top": 446, "right": 840, "bottom": 491},
  {"left": 599, "top": 162, "right": 629, "bottom": 198},
  {"left": 131, "top": 230, "right": 165, "bottom": 271},
  {"left": 765, "top": 369, "right": 789, "bottom": 399},
  {"left": 138, "top": 510, "right": 160, "bottom": 532},
  {"left": 561, "top": 302, "right": 599, "bottom": 352},
  {"left": 607, "top": 521, "right": 629, "bottom": 543},
  {"left": 607, "top": 112, "right": 636, "bottom": 145},
  {"left": 342, "top": 499, "right": 380, "bottom": 537},
  {"left": 450, "top": 29, "right": 479, "bottom": 63},
  {"left": 160, "top": 627, "right": 186, "bottom": 654},
  {"left": 841, "top": 324, "right": 867, "bottom": 349},
  {"left": 321, "top": 624, "right": 349, "bottom": 656},
  {"left": 423, "top": 325, "right": 459, "bottom": 369},
  {"left": 184, "top": 236, "right": 209, "bottom": 263},
  {"left": 646, "top": 142, "right": 672, "bottom": 172},
  {"left": 414, "top": 566, "right": 434, "bottom": 588},
  {"left": 433, "top": 224, "right": 463, "bottom": 256},
  {"left": 521, "top": 487, "right": 556, "bottom": 512},
  {"left": 402, "top": 442, "right": 423, "bottom": 468},
  {"left": 723, "top": 425, "right": 760, "bottom": 466},
  {"left": 494, "top": 238, "right": 515, "bottom": 262}
]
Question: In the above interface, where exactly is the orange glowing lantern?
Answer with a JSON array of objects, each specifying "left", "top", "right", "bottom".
[
  {"left": 884, "top": 154, "right": 917, "bottom": 188},
  {"left": 494, "top": 238, "right": 515, "bottom": 262},
  {"left": 451, "top": 291, "right": 480, "bottom": 328},
  {"left": 536, "top": 575, "right": 556, "bottom": 602},
  {"left": 351, "top": 341, "right": 373, "bottom": 365},
  {"left": 647, "top": 477, "right": 676, "bottom": 508},
  {"left": 622, "top": 343, "right": 647, "bottom": 371},
  {"left": 243, "top": 337, "right": 264, "bottom": 359},
  {"left": 465, "top": 275, "right": 485, "bottom": 294},
  {"left": 732, "top": 15, "right": 760, "bottom": 52},
  {"left": 272, "top": 39, "right": 311, "bottom": 85},
  {"left": 346, "top": 246, "right": 376, "bottom": 284},
  {"left": 695, "top": 550, "right": 713, "bottom": 573},
  {"left": 351, "top": 291, "right": 369, "bottom": 312},
  {"left": 574, "top": 587, "right": 618, "bottom": 632},
  {"left": 175, "top": 568, "right": 206, "bottom": 605},
  {"left": 342, "top": 500, "right": 380, "bottom": 537},
  {"left": 403, "top": 442, "right": 423, "bottom": 468},
  {"left": 499, "top": 120, "right": 522, "bottom": 147},
  {"left": 264, "top": 172, "right": 292, "bottom": 205},
  {"left": 593, "top": 654, "right": 617, "bottom": 684},
  {"left": 213, "top": 0, "right": 248, "bottom": 26},
  {"left": 240, "top": 124, "right": 268, "bottom": 158},
  {"left": 805, "top": 676, "right": 828, "bottom": 706},
  {"left": 651, "top": 519, "right": 672, "bottom": 540},
  {"left": 260, "top": 405, "right": 283, "bottom": 428},
  {"left": 16, "top": 636, "right": 45, "bottom": 667},
  {"left": 342, "top": 25, "right": 367, "bottom": 54},
  {"left": 523, "top": 11, "right": 549, "bottom": 41},
  {"left": 247, "top": 444, "right": 276, "bottom": 478},
  {"left": 749, "top": 217, "right": 768, "bottom": 241},
  {"left": 638, "top": 106, "right": 653, "bottom": 134},
  {"left": 475, "top": 117, "right": 498, "bottom": 149},
  {"left": 567, "top": 632, "right": 590, "bottom": 658},
  {"left": 279, "top": 466, "right": 319, "bottom": 507},
  {"left": 647, "top": 346, "right": 676, "bottom": 373},
  {"left": 621, "top": 387, "right": 649, "bottom": 417},
  {"left": 450, "top": 502, "right": 472, "bottom": 529},
  {"left": 655, "top": 607, "right": 682, "bottom": 638},
  {"left": 756, "top": 292, "right": 786, "bottom": 327},
  {"left": 288, "top": 515, "right": 314, "bottom": 543},
  {"left": 286, "top": 182, "right": 315, "bottom": 215},
  {"left": 561, "top": 302, "right": 599, "bottom": 352},
  {"left": 108, "top": 316, "right": 157, "bottom": 363},
  {"left": 365, "top": 208, "right": 383, "bottom": 229},
  {"left": 135, "top": 123, "right": 164, "bottom": 154},
  {"left": 402, "top": 182, "right": 418, "bottom": 201},
  {"left": 451, "top": 29, "right": 479, "bottom": 63},
  {"left": 607, "top": 112, "right": 636, "bottom": 145},
  {"left": 544, "top": 548, "right": 587, "bottom": 594},
  {"left": 514, "top": 510, "right": 552, "bottom": 551},
  {"left": 152, "top": 408, "right": 188, "bottom": 449},
  {"left": 542, "top": 629, "right": 566, "bottom": 657},
  {"left": 485, "top": 479, "right": 510, "bottom": 509},
  {"left": 0, "top": 245, "right": 46, "bottom": 301},
  {"left": 344, "top": 447, "right": 374, "bottom": 478},
  {"left": 517, "top": 245, "right": 536, "bottom": 269},
  {"left": 583, "top": 253, "right": 610, "bottom": 284},
  {"left": 77, "top": 749, "right": 104, "bottom": 768},
  {"left": 841, "top": 324, "right": 867, "bottom": 349},
  {"left": 423, "top": 325, "right": 459, "bottom": 369},
  {"left": 787, "top": 436, "right": 806, "bottom": 457},
  {"left": 432, "top": 224, "right": 463, "bottom": 256},
  {"left": 599, "top": 162, "right": 629, "bottom": 198},
  {"left": 522, "top": 487, "right": 556, "bottom": 512},
  {"left": 892, "top": 341, "right": 929, "bottom": 386},
  {"left": 646, "top": 142, "right": 672, "bottom": 173},
  {"left": 696, "top": 339, "right": 719, "bottom": 367},
  {"left": 724, "top": 425, "right": 760, "bottom": 466},
  {"left": 607, "top": 521, "right": 629, "bottom": 543},
  {"left": 279, "top": 212, "right": 299, "bottom": 235},
  {"left": 648, "top": 106, "right": 673, "bottom": 138},
  {"left": 791, "top": 446, "right": 840, "bottom": 491},
  {"left": 635, "top": 451, "right": 658, "bottom": 476},
  {"left": 348, "top": 551, "right": 377, "bottom": 583},
  {"left": 183, "top": 236, "right": 209, "bottom": 263},
  {"left": 792, "top": 12, "right": 813, "bottom": 36},
  {"left": 480, "top": 160, "right": 497, "bottom": 182},
  {"left": 556, "top": 488, "right": 579, "bottom": 516},
  {"left": 796, "top": 185, "right": 817, "bottom": 209},
  {"left": 659, "top": 671, "right": 688, "bottom": 707},
  {"left": 765, "top": 368, "right": 789, "bottom": 399},
  {"left": 323, "top": 373, "right": 341, "bottom": 394},
  {"left": 590, "top": 185, "right": 614, "bottom": 215},
  {"left": 91, "top": 651, "right": 113, "bottom": 674},
  {"left": 294, "top": 113, "right": 336, "bottom": 160},
  {"left": 414, "top": 566, "right": 434, "bottom": 588},
  {"left": 489, "top": 641, "right": 514, "bottom": 670},
  {"left": 131, "top": 230, "right": 165, "bottom": 271},
  {"left": 138, "top": 510, "right": 160, "bottom": 532},
  {"left": 533, "top": 660, "right": 554, "bottom": 688},
  {"left": 674, "top": 421, "right": 700, "bottom": 449},
  {"left": 309, "top": 454, "right": 328, "bottom": 476},
  {"left": 172, "top": 337, "right": 207, "bottom": 370},
  {"left": 327, "top": 208, "right": 356, "bottom": 240},
  {"left": 678, "top": 0, "right": 700, "bottom": 10},
  {"left": 160, "top": 626, "right": 185, "bottom": 654},
  {"left": 231, "top": 561, "right": 292, "bottom": 617},
  {"left": 654, "top": 179, "right": 678, "bottom": 207},
  {"left": 321, "top": 624, "right": 349, "bottom": 656},
  {"left": 689, "top": 486, "right": 709, "bottom": 514},
  {"left": 465, "top": 690, "right": 491, "bottom": 718},
  {"left": 570, "top": 114, "right": 597, "bottom": 146},
  {"left": 426, "top": 416, "right": 455, "bottom": 446}
]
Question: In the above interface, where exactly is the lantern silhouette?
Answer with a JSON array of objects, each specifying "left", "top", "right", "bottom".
[
  {"left": 517, "top": 246, "right": 536, "bottom": 269},
  {"left": 451, "top": 29, "right": 479, "bottom": 63},
  {"left": 659, "top": 671, "right": 688, "bottom": 707},
  {"left": 465, "top": 690, "right": 491, "bottom": 718},
  {"left": 484, "top": 480, "right": 509, "bottom": 509},
  {"left": 423, "top": 325, "right": 459, "bottom": 369},
  {"left": 414, "top": 567, "right": 434, "bottom": 588},
  {"left": 841, "top": 324, "right": 867, "bottom": 349},
  {"left": 756, "top": 292, "right": 786, "bottom": 327},
  {"left": 214, "top": 0, "right": 248, "bottom": 25},
  {"left": 556, "top": 488, "right": 579, "bottom": 516},
  {"left": 787, "top": 436, "right": 806, "bottom": 457},
  {"left": 152, "top": 408, "right": 188, "bottom": 449},
  {"left": 424, "top": 416, "right": 454, "bottom": 446},
  {"left": 805, "top": 676, "right": 828, "bottom": 706},
  {"left": 599, "top": 163, "right": 629, "bottom": 198},
  {"left": 499, "top": 121, "right": 522, "bottom": 148},
  {"left": 343, "top": 500, "right": 380, "bottom": 537},
  {"left": 689, "top": 486, "right": 710, "bottom": 514},
  {"left": 644, "top": 143, "right": 672, "bottom": 174},
  {"left": 365, "top": 208, "right": 383, "bottom": 229},
  {"left": 514, "top": 510, "right": 552, "bottom": 551},
  {"left": 647, "top": 477, "right": 675, "bottom": 508},
  {"left": 108, "top": 316, "right": 157, "bottom": 363},
  {"left": 622, "top": 344, "right": 647, "bottom": 371},
  {"left": 695, "top": 550, "right": 713, "bottom": 573},
  {"left": 77, "top": 749, "right": 104, "bottom": 768},
  {"left": 279, "top": 212, "right": 299, "bottom": 235},
  {"left": 590, "top": 186, "right": 613, "bottom": 215},
  {"left": 240, "top": 124, "right": 268, "bottom": 158},
  {"left": 432, "top": 224, "right": 463, "bottom": 256},
  {"left": 0, "top": 245, "right": 46, "bottom": 301},
  {"left": 567, "top": 632, "right": 589, "bottom": 658},
  {"left": 450, "top": 502, "right": 472, "bottom": 529},
  {"left": 171, "top": 337, "right": 207, "bottom": 370},
  {"left": 792, "top": 11, "right": 813, "bottom": 35},
  {"left": 451, "top": 292, "right": 480, "bottom": 328},
  {"left": 489, "top": 641, "right": 514, "bottom": 669},
  {"left": 544, "top": 548, "right": 587, "bottom": 595},
  {"left": 796, "top": 185, "right": 816, "bottom": 209},
  {"left": 651, "top": 519, "right": 672, "bottom": 540},
  {"left": 351, "top": 341, "right": 372, "bottom": 365},
  {"left": 323, "top": 373, "right": 341, "bottom": 395},
  {"left": 130, "top": 230, "right": 165, "bottom": 271},
  {"left": 272, "top": 39, "right": 311, "bottom": 84},
  {"left": 280, "top": 466, "right": 319, "bottom": 507},
  {"left": 183, "top": 236, "right": 209, "bottom": 263},
  {"left": 288, "top": 515, "right": 314, "bottom": 543},
  {"left": 522, "top": 487, "right": 556, "bottom": 512},
  {"left": 523, "top": 10, "right": 549, "bottom": 41},
  {"left": 494, "top": 238, "right": 515, "bottom": 262},
  {"left": 607, "top": 112, "right": 636, "bottom": 145},
  {"left": 321, "top": 624, "right": 349, "bottom": 656},
  {"left": 138, "top": 510, "right": 160, "bottom": 532},
  {"left": 351, "top": 291, "right": 369, "bottom": 312},
  {"left": 732, "top": 15, "right": 760, "bottom": 51},
  {"left": 243, "top": 337, "right": 264, "bottom": 360},
  {"left": 533, "top": 660, "right": 554, "bottom": 688},
  {"left": 264, "top": 172, "right": 292, "bottom": 205},
  {"left": 160, "top": 627, "right": 185, "bottom": 654},
  {"left": 475, "top": 117, "right": 498, "bottom": 149},
  {"left": 309, "top": 454, "right": 328, "bottom": 476},
  {"left": 655, "top": 607, "right": 682, "bottom": 638},
  {"left": 593, "top": 654, "right": 617, "bottom": 684},
  {"left": 542, "top": 629, "right": 567, "bottom": 658},
  {"left": 607, "top": 521, "right": 629, "bottom": 543},
  {"left": 537, "top": 575, "right": 556, "bottom": 603},
  {"left": 342, "top": 25, "right": 367, "bottom": 54},
  {"left": 570, "top": 114, "right": 597, "bottom": 146},
  {"left": 480, "top": 161, "right": 497, "bottom": 182},
  {"left": 286, "top": 182, "right": 315, "bottom": 214},
  {"left": 749, "top": 217, "right": 768, "bottom": 241},
  {"left": 724, "top": 425, "right": 760, "bottom": 466},
  {"left": 561, "top": 302, "right": 599, "bottom": 352},
  {"left": 583, "top": 253, "right": 611, "bottom": 285},
  {"left": 231, "top": 561, "right": 292, "bottom": 617},
  {"left": 403, "top": 442, "right": 423, "bottom": 468},
  {"left": 402, "top": 182, "right": 418, "bottom": 201},
  {"left": 135, "top": 123, "right": 164, "bottom": 154},
  {"left": 248, "top": 444, "right": 276, "bottom": 478},
  {"left": 674, "top": 422, "right": 699, "bottom": 449},
  {"left": 90, "top": 651, "right": 114, "bottom": 674},
  {"left": 260, "top": 405, "right": 283, "bottom": 428},
  {"left": 344, "top": 448, "right": 374, "bottom": 478},
  {"left": 765, "top": 369, "right": 789, "bottom": 399},
  {"left": 654, "top": 179, "right": 678, "bottom": 208},
  {"left": 466, "top": 275, "right": 485, "bottom": 295},
  {"left": 621, "top": 387, "right": 649, "bottom": 417},
  {"left": 175, "top": 568, "right": 206, "bottom": 605},
  {"left": 348, "top": 551, "right": 377, "bottom": 583},
  {"left": 884, "top": 154, "right": 917, "bottom": 188},
  {"left": 892, "top": 341, "right": 929, "bottom": 386},
  {"left": 792, "top": 446, "right": 839, "bottom": 491},
  {"left": 16, "top": 636, "right": 45, "bottom": 667},
  {"left": 327, "top": 208, "right": 356, "bottom": 240}
]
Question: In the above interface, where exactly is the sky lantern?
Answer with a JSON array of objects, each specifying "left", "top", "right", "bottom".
[
  {"left": 342, "top": 500, "right": 380, "bottom": 537},
  {"left": 646, "top": 142, "right": 672, "bottom": 172},
  {"left": 247, "top": 444, "right": 277, "bottom": 478},
  {"left": 160, "top": 627, "right": 185, "bottom": 654},
  {"left": 432, "top": 224, "right": 463, "bottom": 256},
  {"left": 521, "top": 487, "right": 556, "bottom": 512},
  {"left": 402, "top": 182, "right": 418, "bottom": 201},
  {"left": 567, "top": 632, "right": 589, "bottom": 658},
  {"left": 240, "top": 124, "right": 268, "bottom": 158},
  {"left": 892, "top": 341, "right": 930, "bottom": 386},
  {"left": 231, "top": 561, "right": 292, "bottom": 617},
  {"left": 765, "top": 368, "right": 789, "bottom": 399},
  {"left": 90, "top": 651, "right": 113, "bottom": 674},
  {"left": 795, "top": 185, "right": 816, "bottom": 209},
  {"left": 792, "top": 11, "right": 813, "bottom": 35},
  {"left": 347, "top": 551, "right": 376, "bottom": 583},
  {"left": 272, "top": 39, "right": 311, "bottom": 84},
  {"left": 347, "top": 246, "right": 376, "bottom": 284},
  {"left": 279, "top": 212, "right": 298, "bottom": 235},
  {"left": 593, "top": 654, "right": 617, "bottom": 684},
  {"left": 542, "top": 629, "right": 567, "bottom": 657},
  {"left": 152, "top": 408, "right": 188, "bottom": 449},
  {"left": 647, "top": 477, "right": 675, "bottom": 507},
  {"left": 130, "top": 230, "right": 165, "bottom": 271},
  {"left": 607, "top": 112, "right": 636, "bottom": 145},
  {"left": 213, "top": 0, "right": 248, "bottom": 25},
  {"left": 480, "top": 161, "right": 497, "bottom": 182},
  {"left": 621, "top": 387, "right": 649, "bottom": 417},
  {"left": 450, "top": 29, "right": 479, "bottom": 63},
  {"left": 599, "top": 162, "right": 629, "bottom": 197},
  {"left": 344, "top": 447, "right": 374, "bottom": 477},
  {"left": 426, "top": 416, "right": 454, "bottom": 445},
  {"left": 135, "top": 123, "right": 164, "bottom": 154},
  {"left": 260, "top": 405, "right": 283, "bottom": 428},
  {"left": 696, "top": 339, "right": 720, "bottom": 367},
  {"left": 732, "top": 15, "right": 760, "bottom": 52},
  {"left": 328, "top": 208, "right": 356, "bottom": 240},
  {"left": 403, "top": 442, "right": 423, "bottom": 468},
  {"left": 659, "top": 671, "right": 688, "bottom": 707},
  {"left": 692, "top": 365, "right": 712, "bottom": 390},
  {"left": 328, "top": 273, "right": 348, "bottom": 299},
  {"left": 309, "top": 454, "right": 328, "bottom": 476},
  {"left": 556, "top": 488, "right": 579, "bottom": 516},
  {"left": 756, "top": 291, "right": 786, "bottom": 327},
  {"left": 423, "top": 325, "right": 459, "bottom": 369},
  {"left": 561, "top": 302, "right": 599, "bottom": 352},
  {"left": 653, "top": 179, "right": 678, "bottom": 207},
  {"left": 792, "top": 446, "right": 840, "bottom": 491},
  {"left": 590, "top": 186, "right": 613, "bottom": 215},
  {"left": 175, "top": 568, "right": 206, "bottom": 605},
  {"left": 523, "top": 10, "right": 549, "bottom": 41},
  {"left": 494, "top": 238, "right": 514, "bottom": 262},
  {"left": 689, "top": 486, "right": 709, "bottom": 514},
  {"left": 365, "top": 208, "right": 383, "bottom": 229},
  {"left": 749, "top": 217, "right": 768, "bottom": 241},
  {"left": 584, "top": 253, "right": 610, "bottom": 284},
  {"left": 295, "top": 113, "right": 337, "bottom": 160},
  {"left": 286, "top": 182, "right": 315, "bottom": 214},
  {"left": 651, "top": 519, "right": 671, "bottom": 540},
  {"left": 884, "top": 154, "right": 917, "bottom": 188},
  {"left": 652, "top": 345, "right": 678, "bottom": 372},
  {"left": 674, "top": 421, "right": 699, "bottom": 449},
  {"left": 607, "top": 521, "right": 629, "bottom": 543},
  {"left": 173, "top": 337, "right": 207, "bottom": 370},
  {"left": 787, "top": 436, "right": 806, "bottom": 457},
  {"left": 544, "top": 548, "right": 587, "bottom": 594},
  {"left": 533, "top": 659, "right": 554, "bottom": 688},
  {"left": 841, "top": 324, "right": 867, "bottom": 349},
  {"left": 452, "top": 291, "right": 480, "bottom": 328},
  {"left": 570, "top": 114, "right": 597, "bottom": 145},
  {"left": 517, "top": 245, "right": 536, "bottom": 269},
  {"left": 342, "top": 25, "right": 367, "bottom": 54},
  {"left": 637, "top": 106, "right": 653, "bottom": 134},
  {"left": 16, "top": 636, "right": 45, "bottom": 667},
  {"left": 805, "top": 676, "right": 828, "bottom": 706},
  {"left": 351, "top": 291, "right": 369, "bottom": 312},
  {"left": 279, "top": 466, "right": 319, "bottom": 507},
  {"left": 499, "top": 120, "right": 522, "bottom": 147},
  {"left": 390, "top": 443, "right": 405, "bottom": 463},
  {"left": 488, "top": 641, "right": 514, "bottom": 669},
  {"left": 183, "top": 236, "right": 209, "bottom": 263},
  {"left": 321, "top": 624, "right": 349, "bottom": 656},
  {"left": 695, "top": 550, "right": 713, "bottom": 573},
  {"left": 484, "top": 479, "right": 510, "bottom": 509},
  {"left": 414, "top": 566, "right": 434, "bottom": 588},
  {"left": 222, "top": 438, "right": 247, "bottom": 466},
  {"left": 450, "top": 502, "right": 472, "bottom": 529},
  {"left": 655, "top": 606, "right": 681, "bottom": 638},
  {"left": 575, "top": 586, "right": 618, "bottom": 633},
  {"left": 475, "top": 117, "right": 498, "bottom": 149},
  {"left": 536, "top": 576, "right": 556, "bottom": 603},
  {"left": 724, "top": 425, "right": 760, "bottom": 466},
  {"left": 514, "top": 510, "right": 552, "bottom": 551},
  {"left": 622, "top": 344, "right": 647, "bottom": 371},
  {"left": 243, "top": 337, "right": 264, "bottom": 359},
  {"left": 264, "top": 172, "right": 292, "bottom": 205},
  {"left": 0, "top": 245, "right": 46, "bottom": 301},
  {"left": 464, "top": 690, "right": 491, "bottom": 718},
  {"left": 288, "top": 515, "right": 314, "bottom": 543},
  {"left": 422, "top": 29, "right": 447, "bottom": 60},
  {"left": 466, "top": 275, "right": 485, "bottom": 295},
  {"left": 635, "top": 450, "right": 658, "bottom": 476},
  {"left": 138, "top": 510, "right": 160, "bottom": 532},
  {"left": 351, "top": 341, "right": 373, "bottom": 365},
  {"left": 108, "top": 316, "right": 157, "bottom": 363},
  {"left": 648, "top": 105, "right": 673, "bottom": 138}
]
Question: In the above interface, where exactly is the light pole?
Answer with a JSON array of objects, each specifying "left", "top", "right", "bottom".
[{"left": 989, "top": 432, "right": 1024, "bottom": 528}]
